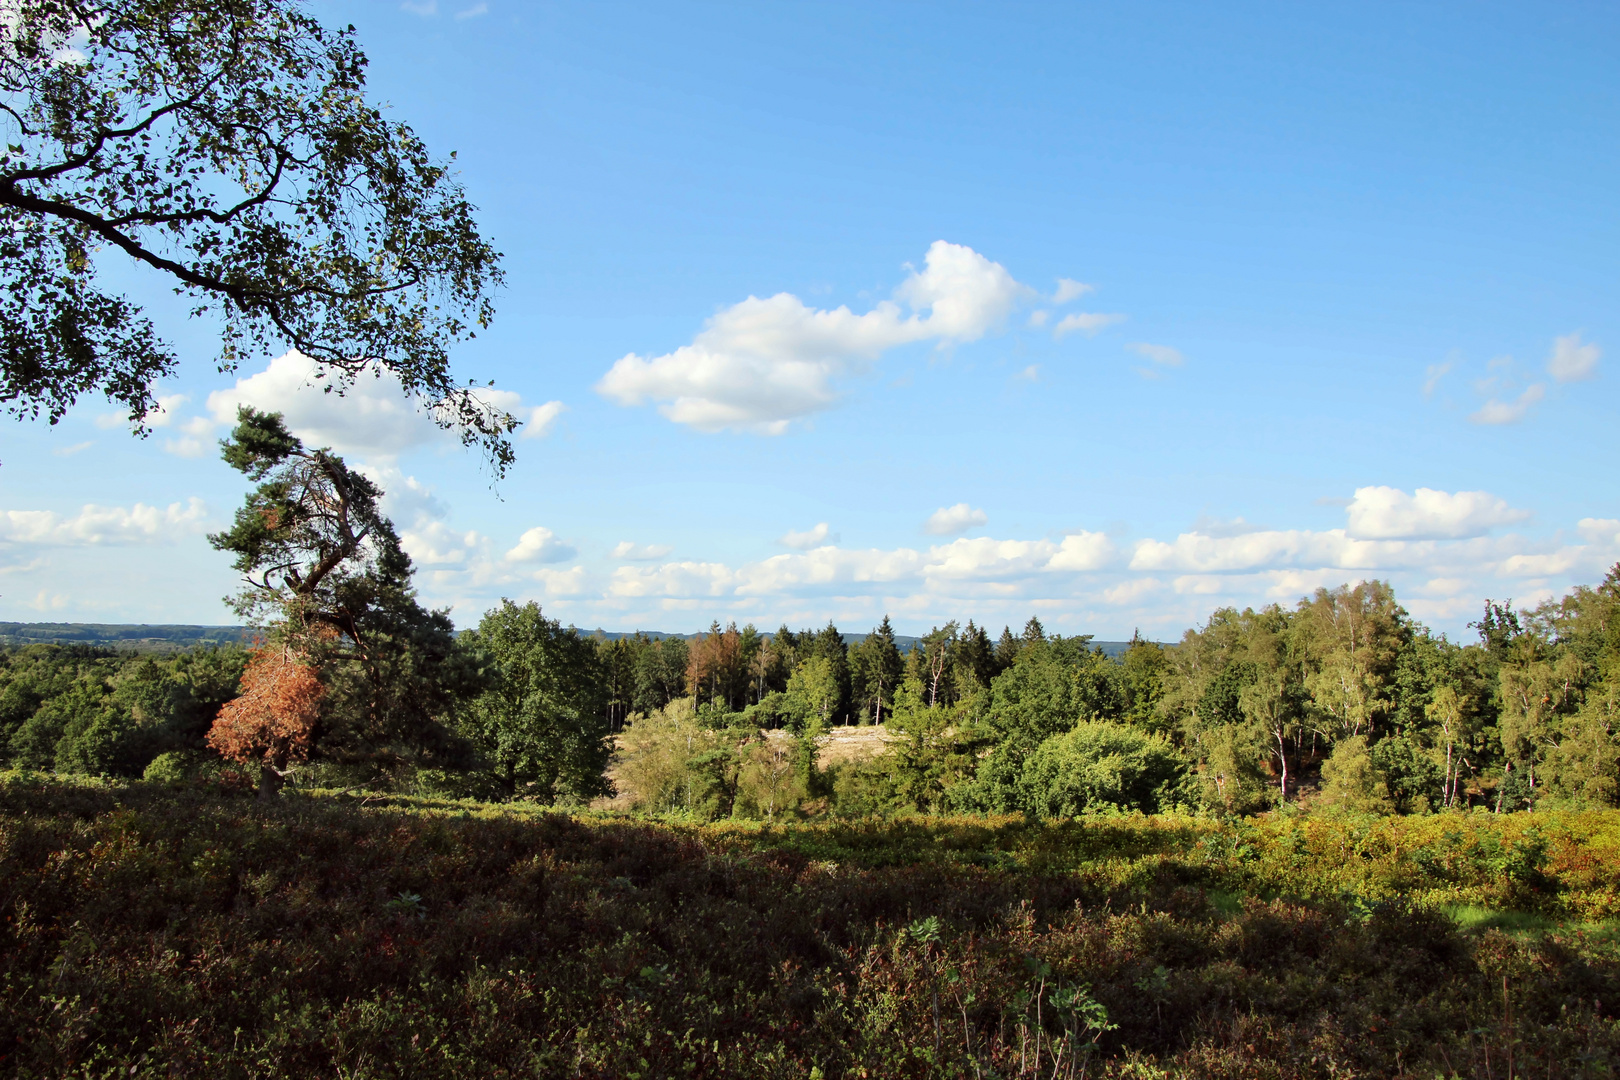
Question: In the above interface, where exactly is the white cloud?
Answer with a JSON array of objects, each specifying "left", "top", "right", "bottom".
[
  {"left": 358, "top": 464, "right": 449, "bottom": 523},
  {"left": 1345, "top": 486, "right": 1529, "bottom": 540},
  {"left": 1132, "top": 530, "right": 1353, "bottom": 573},
  {"left": 595, "top": 241, "right": 1032, "bottom": 434},
  {"left": 1027, "top": 310, "right": 1050, "bottom": 328},
  {"left": 779, "top": 522, "right": 836, "bottom": 549},
  {"left": 610, "top": 561, "right": 738, "bottom": 599},
  {"left": 52, "top": 441, "right": 93, "bottom": 457},
  {"left": 522, "top": 401, "right": 567, "bottom": 439},
  {"left": 612, "top": 541, "right": 673, "bottom": 561},
  {"left": 401, "top": 0, "right": 436, "bottom": 14},
  {"left": 1128, "top": 342, "right": 1183, "bottom": 367},
  {"left": 207, "top": 351, "right": 527, "bottom": 461},
  {"left": 208, "top": 353, "right": 442, "bottom": 458},
  {"left": 924, "top": 503, "right": 987, "bottom": 536},
  {"left": 505, "top": 526, "right": 577, "bottom": 564},
  {"left": 454, "top": 2, "right": 488, "bottom": 17},
  {"left": 402, "top": 520, "right": 483, "bottom": 567},
  {"left": 1014, "top": 364, "right": 1040, "bottom": 382},
  {"left": 1103, "top": 577, "right": 1162, "bottom": 605},
  {"left": 1548, "top": 332, "right": 1601, "bottom": 383},
  {"left": 1469, "top": 383, "right": 1544, "bottom": 425},
  {"left": 375, "top": 498, "right": 1620, "bottom": 638},
  {"left": 605, "top": 528, "right": 1118, "bottom": 606},
  {"left": 925, "top": 537, "right": 1063, "bottom": 579},
  {"left": 1577, "top": 518, "right": 1620, "bottom": 545},
  {"left": 1048, "top": 532, "right": 1117, "bottom": 571},
  {"left": 98, "top": 392, "right": 188, "bottom": 431},
  {"left": 1052, "top": 279, "right": 1093, "bottom": 304},
  {"left": 1054, "top": 312, "right": 1125, "bottom": 339},
  {"left": 1416, "top": 577, "right": 1470, "bottom": 597},
  {"left": 163, "top": 416, "right": 217, "bottom": 459},
  {"left": 0, "top": 500, "right": 207, "bottom": 546},
  {"left": 532, "top": 566, "right": 588, "bottom": 596}
]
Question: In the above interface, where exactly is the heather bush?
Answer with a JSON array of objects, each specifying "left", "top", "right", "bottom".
[{"left": 2, "top": 774, "right": 1619, "bottom": 1077}]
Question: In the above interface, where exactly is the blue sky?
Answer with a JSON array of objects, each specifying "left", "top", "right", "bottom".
[{"left": 3, "top": 1, "right": 1617, "bottom": 640}]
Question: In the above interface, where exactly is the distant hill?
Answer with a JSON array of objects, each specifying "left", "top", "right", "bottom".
[{"left": 0, "top": 623, "right": 256, "bottom": 654}]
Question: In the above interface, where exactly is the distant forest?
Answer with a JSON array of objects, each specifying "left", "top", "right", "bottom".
[
  {"left": 0, "top": 620, "right": 1131, "bottom": 659},
  {"left": 3, "top": 563, "right": 1617, "bottom": 821},
  {"left": 4, "top": 411, "right": 1612, "bottom": 817}
]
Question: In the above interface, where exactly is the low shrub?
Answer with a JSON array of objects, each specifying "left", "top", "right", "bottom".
[{"left": 1, "top": 775, "right": 1618, "bottom": 1077}]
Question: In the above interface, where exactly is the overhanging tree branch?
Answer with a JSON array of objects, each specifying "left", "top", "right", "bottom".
[{"left": 0, "top": 0, "right": 515, "bottom": 472}]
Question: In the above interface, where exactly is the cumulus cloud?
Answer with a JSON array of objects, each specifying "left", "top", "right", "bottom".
[
  {"left": 401, "top": 520, "right": 483, "bottom": 567},
  {"left": 610, "top": 561, "right": 738, "bottom": 599},
  {"left": 1053, "top": 312, "right": 1125, "bottom": 339},
  {"left": 531, "top": 566, "right": 589, "bottom": 596},
  {"left": 1052, "top": 279, "right": 1094, "bottom": 305},
  {"left": 612, "top": 541, "right": 673, "bottom": 561},
  {"left": 1578, "top": 518, "right": 1620, "bottom": 545},
  {"left": 0, "top": 500, "right": 207, "bottom": 546},
  {"left": 197, "top": 351, "right": 540, "bottom": 461},
  {"left": 522, "top": 401, "right": 567, "bottom": 439},
  {"left": 1103, "top": 577, "right": 1162, "bottom": 605},
  {"left": 163, "top": 416, "right": 217, "bottom": 459},
  {"left": 1027, "top": 310, "right": 1050, "bottom": 328},
  {"left": 1131, "top": 530, "right": 1361, "bottom": 574},
  {"left": 454, "top": 2, "right": 488, "bottom": 17},
  {"left": 1345, "top": 486, "right": 1530, "bottom": 540},
  {"left": 607, "top": 529, "right": 1118, "bottom": 604},
  {"left": 358, "top": 464, "right": 450, "bottom": 523},
  {"left": 206, "top": 352, "right": 461, "bottom": 458},
  {"left": 779, "top": 522, "right": 836, "bottom": 549},
  {"left": 1048, "top": 532, "right": 1117, "bottom": 570},
  {"left": 924, "top": 503, "right": 988, "bottom": 536},
  {"left": 1128, "top": 343, "right": 1183, "bottom": 367},
  {"left": 1470, "top": 383, "right": 1544, "bottom": 425},
  {"left": 98, "top": 392, "right": 188, "bottom": 431},
  {"left": 374, "top": 492, "right": 1620, "bottom": 639},
  {"left": 505, "top": 526, "right": 577, "bottom": 564},
  {"left": 595, "top": 241, "right": 1032, "bottom": 434},
  {"left": 1548, "top": 333, "right": 1601, "bottom": 383}
]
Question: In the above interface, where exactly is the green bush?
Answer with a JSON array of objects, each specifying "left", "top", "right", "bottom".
[
  {"left": 141, "top": 750, "right": 193, "bottom": 784},
  {"left": 1020, "top": 721, "right": 1189, "bottom": 816}
]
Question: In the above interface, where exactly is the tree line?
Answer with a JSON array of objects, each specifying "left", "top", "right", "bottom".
[{"left": 3, "top": 408, "right": 1616, "bottom": 818}]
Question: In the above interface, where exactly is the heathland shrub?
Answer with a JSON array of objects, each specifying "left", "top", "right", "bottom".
[{"left": 3, "top": 775, "right": 1620, "bottom": 1077}]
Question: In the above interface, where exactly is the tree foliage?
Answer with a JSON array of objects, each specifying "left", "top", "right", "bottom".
[
  {"left": 210, "top": 406, "right": 478, "bottom": 787},
  {"left": 206, "top": 644, "right": 321, "bottom": 795},
  {"left": 457, "top": 600, "right": 610, "bottom": 804},
  {"left": 0, "top": 0, "right": 512, "bottom": 465}
]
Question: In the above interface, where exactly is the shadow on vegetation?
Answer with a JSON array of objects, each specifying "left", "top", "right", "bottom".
[{"left": 3, "top": 775, "right": 1620, "bottom": 1077}]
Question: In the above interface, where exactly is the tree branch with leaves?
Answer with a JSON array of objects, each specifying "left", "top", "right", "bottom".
[{"left": 0, "top": 0, "right": 515, "bottom": 469}]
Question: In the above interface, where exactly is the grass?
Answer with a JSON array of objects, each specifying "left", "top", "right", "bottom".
[{"left": 3, "top": 774, "right": 1620, "bottom": 1077}]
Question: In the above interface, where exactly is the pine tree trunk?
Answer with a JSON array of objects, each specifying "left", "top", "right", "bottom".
[{"left": 257, "top": 765, "right": 285, "bottom": 801}]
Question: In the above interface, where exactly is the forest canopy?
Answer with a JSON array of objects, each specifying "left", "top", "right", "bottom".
[{"left": 4, "top": 557, "right": 1617, "bottom": 820}]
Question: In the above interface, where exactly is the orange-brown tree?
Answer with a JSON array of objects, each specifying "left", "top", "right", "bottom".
[{"left": 207, "top": 645, "right": 323, "bottom": 799}]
